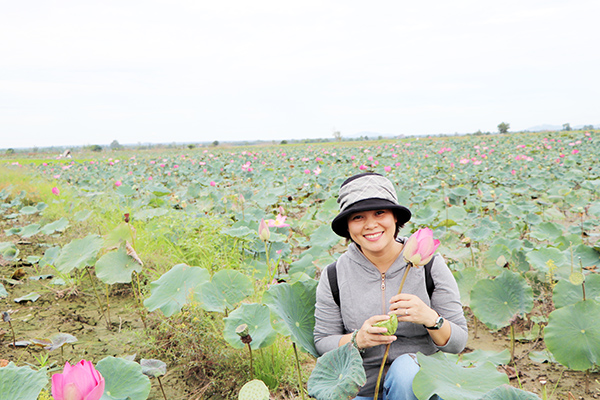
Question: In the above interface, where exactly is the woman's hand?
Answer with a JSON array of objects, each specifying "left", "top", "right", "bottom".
[
  {"left": 389, "top": 293, "right": 439, "bottom": 327},
  {"left": 354, "top": 315, "right": 397, "bottom": 349}
]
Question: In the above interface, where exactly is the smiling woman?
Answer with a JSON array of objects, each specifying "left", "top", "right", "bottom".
[{"left": 313, "top": 172, "right": 468, "bottom": 400}]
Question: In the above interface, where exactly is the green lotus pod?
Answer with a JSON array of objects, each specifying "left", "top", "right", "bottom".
[
  {"left": 373, "top": 314, "right": 398, "bottom": 335},
  {"left": 238, "top": 379, "right": 270, "bottom": 400}
]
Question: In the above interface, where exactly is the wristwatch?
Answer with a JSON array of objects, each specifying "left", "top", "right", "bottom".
[{"left": 424, "top": 315, "right": 444, "bottom": 330}]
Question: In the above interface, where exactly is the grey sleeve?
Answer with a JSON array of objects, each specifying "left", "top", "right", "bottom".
[
  {"left": 430, "top": 255, "right": 468, "bottom": 353},
  {"left": 314, "top": 267, "right": 346, "bottom": 355}
]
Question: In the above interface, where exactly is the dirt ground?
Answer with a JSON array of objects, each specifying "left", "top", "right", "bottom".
[{"left": 0, "top": 226, "right": 598, "bottom": 399}]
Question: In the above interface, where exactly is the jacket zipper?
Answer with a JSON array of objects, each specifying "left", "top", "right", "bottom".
[{"left": 381, "top": 272, "right": 386, "bottom": 315}]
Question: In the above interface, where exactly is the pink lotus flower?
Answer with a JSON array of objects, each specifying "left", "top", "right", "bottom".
[
  {"left": 384, "top": 166, "right": 392, "bottom": 172},
  {"left": 51, "top": 360, "right": 105, "bottom": 400},
  {"left": 403, "top": 228, "right": 440, "bottom": 266},
  {"left": 210, "top": 181, "right": 216, "bottom": 186},
  {"left": 52, "top": 187, "right": 60, "bottom": 196},
  {"left": 258, "top": 218, "right": 270, "bottom": 241},
  {"left": 266, "top": 214, "right": 290, "bottom": 228},
  {"left": 114, "top": 180, "right": 122, "bottom": 187}
]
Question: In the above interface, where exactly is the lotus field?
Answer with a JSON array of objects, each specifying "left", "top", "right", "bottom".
[{"left": 1, "top": 130, "right": 599, "bottom": 399}]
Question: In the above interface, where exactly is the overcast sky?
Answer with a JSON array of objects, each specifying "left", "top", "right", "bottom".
[{"left": 1, "top": 1, "right": 598, "bottom": 149}]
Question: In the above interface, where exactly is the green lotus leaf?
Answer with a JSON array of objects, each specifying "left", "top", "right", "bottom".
[
  {"left": 46, "top": 332, "right": 78, "bottom": 351},
  {"left": 74, "top": 209, "right": 92, "bottom": 221},
  {"left": 14, "top": 292, "right": 41, "bottom": 303},
  {"left": 413, "top": 206, "right": 437, "bottom": 225},
  {"left": 140, "top": 359, "right": 167, "bottom": 378},
  {"left": 529, "top": 221, "right": 564, "bottom": 242},
  {"left": 19, "top": 205, "right": 39, "bottom": 215},
  {"left": 18, "top": 223, "right": 40, "bottom": 238},
  {"left": 0, "top": 362, "right": 48, "bottom": 399},
  {"left": 571, "top": 244, "right": 600, "bottom": 269},
  {"left": 36, "top": 202, "right": 48, "bottom": 211},
  {"left": 465, "top": 226, "right": 493, "bottom": 242},
  {"left": 479, "top": 384, "right": 541, "bottom": 399},
  {"left": 470, "top": 270, "right": 533, "bottom": 331},
  {"left": 553, "top": 274, "right": 600, "bottom": 309},
  {"left": 373, "top": 313, "right": 398, "bottom": 335},
  {"left": 238, "top": 379, "right": 270, "bottom": 400},
  {"left": 262, "top": 280, "right": 319, "bottom": 357},
  {"left": 525, "top": 247, "right": 567, "bottom": 276},
  {"left": 104, "top": 222, "right": 136, "bottom": 248},
  {"left": 307, "top": 343, "right": 366, "bottom": 400},
  {"left": 39, "top": 246, "right": 61, "bottom": 268},
  {"left": 115, "top": 184, "right": 137, "bottom": 196},
  {"left": 450, "top": 349, "right": 511, "bottom": 367},
  {"left": 134, "top": 208, "right": 168, "bottom": 220},
  {"left": 446, "top": 205, "right": 467, "bottom": 221},
  {"left": 197, "top": 269, "right": 254, "bottom": 313},
  {"left": 545, "top": 299, "right": 600, "bottom": 371},
  {"left": 54, "top": 234, "right": 104, "bottom": 274},
  {"left": 40, "top": 217, "right": 70, "bottom": 235},
  {"left": 528, "top": 350, "right": 557, "bottom": 364},
  {"left": 4, "top": 227, "right": 22, "bottom": 236},
  {"left": 26, "top": 255, "right": 41, "bottom": 264},
  {"left": 0, "top": 283, "right": 7, "bottom": 298},
  {"left": 95, "top": 246, "right": 143, "bottom": 284},
  {"left": 413, "top": 352, "right": 509, "bottom": 400},
  {"left": 143, "top": 264, "right": 210, "bottom": 317},
  {"left": 97, "top": 356, "right": 151, "bottom": 400},
  {"left": 223, "top": 303, "right": 277, "bottom": 350},
  {"left": 308, "top": 224, "right": 343, "bottom": 250},
  {"left": 0, "top": 242, "right": 19, "bottom": 261}
]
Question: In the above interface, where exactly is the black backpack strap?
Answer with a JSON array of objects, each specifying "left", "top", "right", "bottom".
[
  {"left": 326, "top": 261, "right": 340, "bottom": 308},
  {"left": 424, "top": 256, "right": 435, "bottom": 299}
]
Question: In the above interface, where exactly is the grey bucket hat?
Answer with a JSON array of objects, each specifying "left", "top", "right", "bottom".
[{"left": 331, "top": 172, "right": 411, "bottom": 238}]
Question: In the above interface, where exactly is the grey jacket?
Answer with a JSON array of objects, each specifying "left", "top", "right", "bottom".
[{"left": 314, "top": 240, "right": 468, "bottom": 397}]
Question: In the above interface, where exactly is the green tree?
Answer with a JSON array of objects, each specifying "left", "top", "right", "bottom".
[
  {"left": 89, "top": 144, "right": 103, "bottom": 152},
  {"left": 187, "top": 144, "right": 196, "bottom": 149},
  {"left": 582, "top": 125, "right": 594, "bottom": 130},
  {"left": 562, "top": 123, "right": 572, "bottom": 131},
  {"left": 332, "top": 131, "right": 342, "bottom": 141},
  {"left": 212, "top": 140, "right": 219, "bottom": 147},
  {"left": 497, "top": 122, "right": 510, "bottom": 134},
  {"left": 110, "top": 140, "right": 122, "bottom": 150}
]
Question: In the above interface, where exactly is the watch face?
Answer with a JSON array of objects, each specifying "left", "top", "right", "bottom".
[{"left": 435, "top": 316, "right": 444, "bottom": 329}]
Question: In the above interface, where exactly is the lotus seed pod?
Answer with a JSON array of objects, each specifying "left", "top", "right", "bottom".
[
  {"left": 238, "top": 379, "right": 270, "bottom": 400},
  {"left": 236, "top": 324, "right": 249, "bottom": 337},
  {"left": 373, "top": 314, "right": 398, "bottom": 336}
]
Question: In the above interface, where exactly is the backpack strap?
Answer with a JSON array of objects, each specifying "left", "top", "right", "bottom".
[
  {"left": 424, "top": 255, "right": 436, "bottom": 299},
  {"left": 326, "top": 261, "right": 340, "bottom": 307},
  {"left": 326, "top": 256, "right": 436, "bottom": 308}
]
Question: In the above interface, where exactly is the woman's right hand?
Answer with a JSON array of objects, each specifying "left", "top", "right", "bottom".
[{"left": 355, "top": 315, "right": 398, "bottom": 349}]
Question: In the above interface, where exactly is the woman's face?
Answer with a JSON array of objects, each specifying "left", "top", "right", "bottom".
[{"left": 347, "top": 209, "right": 397, "bottom": 258}]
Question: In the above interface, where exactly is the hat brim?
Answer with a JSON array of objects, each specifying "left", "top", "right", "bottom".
[{"left": 331, "top": 198, "right": 411, "bottom": 238}]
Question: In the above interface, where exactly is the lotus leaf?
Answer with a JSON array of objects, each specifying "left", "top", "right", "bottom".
[
  {"left": 223, "top": 303, "right": 277, "bottom": 350},
  {"left": 143, "top": 264, "right": 210, "bottom": 317},
  {"left": 553, "top": 274, "right": 600, "bottom": 309},
  {"left": 40, "top": 217, "right": 69, "bottom": 235},
  {"left": 0, "top": 242, "right": 19, "bottom": 261},
  {"left": 14, "top": 292, "right": 40, "bottom": 303},
  {"left": 39, "top": 246, "right": 61, "bottom": 268},
  {"left": 413, "top": 352, "right": 509, "bottom": 400},
  {"left": 545, "top": 299, "right": 600, "bottom": 371},
  {"left": 0, "top": 283, "right": 7, "bottom": 298},
  {"left": 95, "top": 245, "right": 143, "bottom": 284},
  {"left": 19, "top": 205, "right": 39, "bottom": 215},
  {"left": 0, "top": 362, "right": 48, "bottom": 399},
  {"left": 262, "top": 279, "right": 319, "bottom": 357},
  {"left": 197, "top": 269, "right": 254, "bottom": 313},
  {"left": 97, "top": 356, "right": 151, "bottom": 400},
  {"left": 54, "top": 234, "right": 103, "bottom": 274},
  {"left": 479, "top": 384, "right": 541, "bottom": 399},
  {"left": 307, "top": 343, "right": 366, "bottom": 400},
  {"left": 140, "top": 359, "right": 167, "bottom": 377},
  {"left": 470, "top": 270, "right": 533, "bottom": 331}
]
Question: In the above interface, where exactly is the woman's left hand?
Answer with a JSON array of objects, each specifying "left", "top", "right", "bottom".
[{"left": 389, "top": 293, "right": 439, "bottom": 327}]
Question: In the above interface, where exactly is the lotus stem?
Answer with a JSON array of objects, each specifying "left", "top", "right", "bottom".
[
  {"left": 86, "top": 267, "right": 110, "bottom": 329},
  {"left": 8, "top": 320, "right": 15, "bottom": 348},
  {"left": 510, "top": 324, "right": 515, "bottom": 363},
  {"left": 105, "top": 283, "right": 112, "bottom": 325},
  {"left": 157, "top": 376, "right": 168, "bottom": 400},
  {"left": 374, "top": 263, "right": 413, "bottom": 399},
  {"left": 247, "top": 342, "right": 254, "bottom": 380},
  {"left": 133, "top": 271, "right": 148, "bottom": 330},
  {"left": 292, "top": 342, "right": 306, "bottom": 400}
]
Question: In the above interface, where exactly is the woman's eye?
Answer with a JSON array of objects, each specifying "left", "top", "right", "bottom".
[
  {"left": 352, "top": 215, "right": 363, "bottom": 220},
  {"left": 375, "top": 210, "right": 385, "bottom": 216}
]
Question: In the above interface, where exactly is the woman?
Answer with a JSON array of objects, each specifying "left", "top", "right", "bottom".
[{"left": 314, "top": 172, "right": 468, "bottom": 399}]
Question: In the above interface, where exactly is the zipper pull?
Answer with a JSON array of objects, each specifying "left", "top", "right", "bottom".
[{"left": 381, "top": 273, "right": 386, "bottom": 291}]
